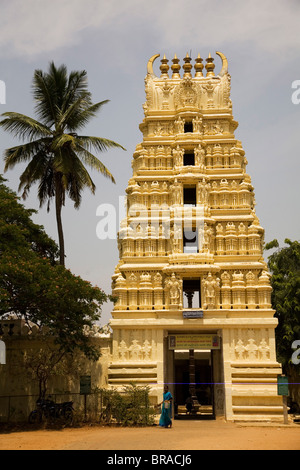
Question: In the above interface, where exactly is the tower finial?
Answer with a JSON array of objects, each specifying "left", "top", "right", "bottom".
[
  {"left": 160, "top": 55, "right": 169, "bottom": 77},
  {"left": 183, "top": 53, "right": 192, "bottom": 77},
  {"left": 194, "top": 53, "right": 204, "bottom": 77},
  {"left": 171, "top": 54, "right": 181, "bottom": 78},
  {"left": 205, "top": 53, "right": 215, "bottom": 77}
]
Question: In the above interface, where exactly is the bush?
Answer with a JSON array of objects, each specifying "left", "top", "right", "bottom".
[{"left": 99, "top": 384, "right": 155, "bottom": 426}]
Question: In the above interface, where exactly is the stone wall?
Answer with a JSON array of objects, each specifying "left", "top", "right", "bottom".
[{"left": 0, "top": 319, "right": 112, "bottom": 422}]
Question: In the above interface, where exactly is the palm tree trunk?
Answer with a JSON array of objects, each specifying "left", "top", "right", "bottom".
[{"left": 55, "top": 176, "right": 65, "bottom": 266}]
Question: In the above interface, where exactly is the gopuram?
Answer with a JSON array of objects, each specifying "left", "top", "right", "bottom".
[{"left": 109, "top": 52, "right": 284, "bottom": 421}]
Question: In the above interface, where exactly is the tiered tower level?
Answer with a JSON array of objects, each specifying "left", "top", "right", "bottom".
[{"left": 109, "top": 52, "right": 283, "bottom": 421}]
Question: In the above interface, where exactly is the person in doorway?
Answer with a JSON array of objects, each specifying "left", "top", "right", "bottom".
[
  {"left": 185, "top": 394, "right": 193, "bottom": 414},
  {"left": 159, "top": 385, "right": 173, "bottom": 428}
]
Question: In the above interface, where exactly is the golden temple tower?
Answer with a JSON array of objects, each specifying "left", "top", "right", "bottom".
[{"left": 109, "top": 52, "right": 283, "bottom": 422}]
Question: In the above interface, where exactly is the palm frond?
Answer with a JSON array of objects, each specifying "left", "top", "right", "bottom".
[
  {"left": 56, "top": 95, "right": 95, "bottom": 132},
  {"left": 65, "top": 151, "right": 96, "bottom": 207},
  {"left": 32, "top": 68, "right": 58, "bottom": 126},
  {"left": 51, "top": 133, "right": 76, "bottom": 152},
  {"left": 77, "top": 135, "right": 126, "bottom": 153},
  {"left": 18, "top": 152, "right": 53, "bottom": 200},
  {"left": 3, "top": 138, "right": 52, "bottom": 171},
  {"left": 37, "top": 164, "right": 55, "bottom": 211},
  {"left": 67, "top": 100, "right": 111, "bottom": 132},
  {"left": 0, "top": 112, "right": 52, "bottom": 140},
  {"left": 63, "top": 70, "right": 91, "bottom": 112},
  {"left": 75, "top": 144, "right": 116, "bottom": 183}
]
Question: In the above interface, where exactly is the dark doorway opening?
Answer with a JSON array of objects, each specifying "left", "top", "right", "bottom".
[
  {"left": 184, "top": 152, "right": 195, "bottom": 166},
  {"left": 184, "top": 122, "right": 193, "bottom": 133},
  {"left": 183, "top": 186, "right": 196, "bottom": 206},
  {"left": 174, "top": 350, "right": 214, "bottom": 420},
  {"left": 183, "top": 279, "right": 201, "bottom": 308}
]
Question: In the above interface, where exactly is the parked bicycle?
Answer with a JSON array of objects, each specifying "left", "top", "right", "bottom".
[{"left": 28, "top": 396, "right": 74, "bottom": 425}]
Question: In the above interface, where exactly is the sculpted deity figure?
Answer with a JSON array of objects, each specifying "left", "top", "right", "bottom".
[
  {"left": 175, "top": 116, "right": 184, "bottom": 134},
  {"left": 212, "top": 121, "right": 224, "bottom": 134},
  {"left": 166, "top": 273, "right": 182, "bottom": 305},
  {"left": 192, "top": 116, "right": 202, "bottom": 133},
  {"left": 142, "top": 340, "right": 152, "bottom": 361},
  {"left": 195, "top": 145, "right": 205, "bottom": 170},
  {"left": 197, "top": 178, "right": 210, "bottom": 204},
  {"left": 171, "top": 178, "right": 182, "bottom": 205},
  {"left": 153, "top": 272, "right": 162, "bottom": 287},
  {"left": 170, "top": 224, "right": 182, "bottom": 253},
  {"left": 173, "top": 146, "right": 184, "bottom": 169},
  {"left": 118, "top": 340, "right": 128, "bottom": 361},
  {"left": 221, "top": 271, "right": 231, "bottom": 286},
  {"left": 203, "top": 272, "right": 220, "bottom": 309},
  {"left": 128, "top": 272, "right": 138, "bottom": 286},
  {"left": 129, "top": 339, "right": 142, "bottom": 361},
  {"left": 246, "top": 270, "right": 256, "bottom": 286}
]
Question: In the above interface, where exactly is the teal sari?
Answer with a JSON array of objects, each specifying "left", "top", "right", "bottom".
[{"left": 159, "top": 391, "right": 172, "bottom": 427}]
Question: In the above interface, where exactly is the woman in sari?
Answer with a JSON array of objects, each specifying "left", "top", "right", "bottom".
[{"left": 159, "top": 385, "right": 173, "bottom": 428}]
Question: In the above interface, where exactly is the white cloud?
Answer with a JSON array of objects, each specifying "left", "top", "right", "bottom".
[
  {"left": 0, "top": 0, "right": 299, "bottom": 59},
  {"left": 0, "top": 0, "right": 135, "bottom": 58}
]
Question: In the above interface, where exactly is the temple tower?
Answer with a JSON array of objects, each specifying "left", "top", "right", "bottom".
[{"left": 109, "top": 52, "right": 283, "bottom": 421}]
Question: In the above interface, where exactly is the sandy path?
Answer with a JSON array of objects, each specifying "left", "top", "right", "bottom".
[{"left": 1, "top": 420, "right": 300, "bottom": 450}]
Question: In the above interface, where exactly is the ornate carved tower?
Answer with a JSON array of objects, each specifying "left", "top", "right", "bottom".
[{"left": 109, "top": 52, "right": 283, "bottom": 422}]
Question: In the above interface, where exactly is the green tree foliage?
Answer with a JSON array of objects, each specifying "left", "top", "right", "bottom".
[
  {"left": 0, "top": 62, "right": 125, "bottom": 265},
  {"left": 266, "top": 238, "right": 300, "bottom": 369},
  {"left": 0, "top": 176, "right": 109, "bottom": 360}
]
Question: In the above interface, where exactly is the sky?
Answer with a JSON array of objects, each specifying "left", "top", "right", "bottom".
[{"left": 0, "top": 0, "right": 299, "bottom": 325}]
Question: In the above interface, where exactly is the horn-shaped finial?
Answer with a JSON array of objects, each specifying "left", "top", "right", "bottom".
[
  {"left": 147, "top": 54, "right": 160, "bottom": 77},
  {"left": 216, "top": 51, "right": 228, "bottom": 76}
]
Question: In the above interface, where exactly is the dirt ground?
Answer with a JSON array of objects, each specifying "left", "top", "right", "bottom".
[{"left": 1, "top": 419, "right": 300, "bottom": 451}]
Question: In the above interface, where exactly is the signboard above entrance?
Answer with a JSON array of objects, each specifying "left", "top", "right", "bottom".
[
  {"left": 169, "top": 334, "right": 220, "bottom": 350},
  {"left": 183, "top": 310, "right": 203, "bottom": 319}
]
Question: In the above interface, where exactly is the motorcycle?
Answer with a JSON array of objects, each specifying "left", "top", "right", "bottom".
[{"left": 29, "top": 396, "right": 74, "bottom": 425}]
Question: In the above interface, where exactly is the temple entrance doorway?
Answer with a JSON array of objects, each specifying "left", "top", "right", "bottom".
[
  {"left": 167, "top": 334, "right": 221, "bottom": 420},
  {"left": 173, "top": 350, "right": 214, "bottom": 419}
]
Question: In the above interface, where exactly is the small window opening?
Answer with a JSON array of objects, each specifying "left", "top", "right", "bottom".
[
  {"left": 183, "top": 229, "right": 198, "bottom": 253},
  {"left": 183, "top": 279, "right": 201, "bottom": 308},
  {"left": 184, "top": 151, "right": 195, "bottom": 166},
  {"left": 184, "top": 122, "right": 193, "bottom": 133},
  {"left": 183, "top": 186, "right": 197, "bottom": 206}
]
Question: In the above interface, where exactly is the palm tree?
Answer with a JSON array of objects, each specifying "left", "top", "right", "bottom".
[{"left": 0, "top": 62, "right": 125, "bottom": 266}]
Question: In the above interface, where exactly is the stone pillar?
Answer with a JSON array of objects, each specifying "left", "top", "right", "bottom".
[
  {"left": 153, "top": 272, "right": 164, "bottom": 310},
  {"left": 246, "top": 271, "right": 257, "bottom": 309},
  {"left": 222, "top": 329, "right": 234, "bottom": 421},
  {"left": 257, "top": 271, "right": 272, "bottom": 308},
  {"left": 221, "top": 271, "right": 231, "bottom": 309},
  {"left": 231, "top": 271, "right": 246, "bottom": 309},
  {"left": 139, "top": 272, "right": 153, "bottom": 310},
  {"left": 114, "top": 274, "right": 127, "bottom": 310},
  {"left": 128, "top": 273, "right": 138, "bottom": 310}
]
